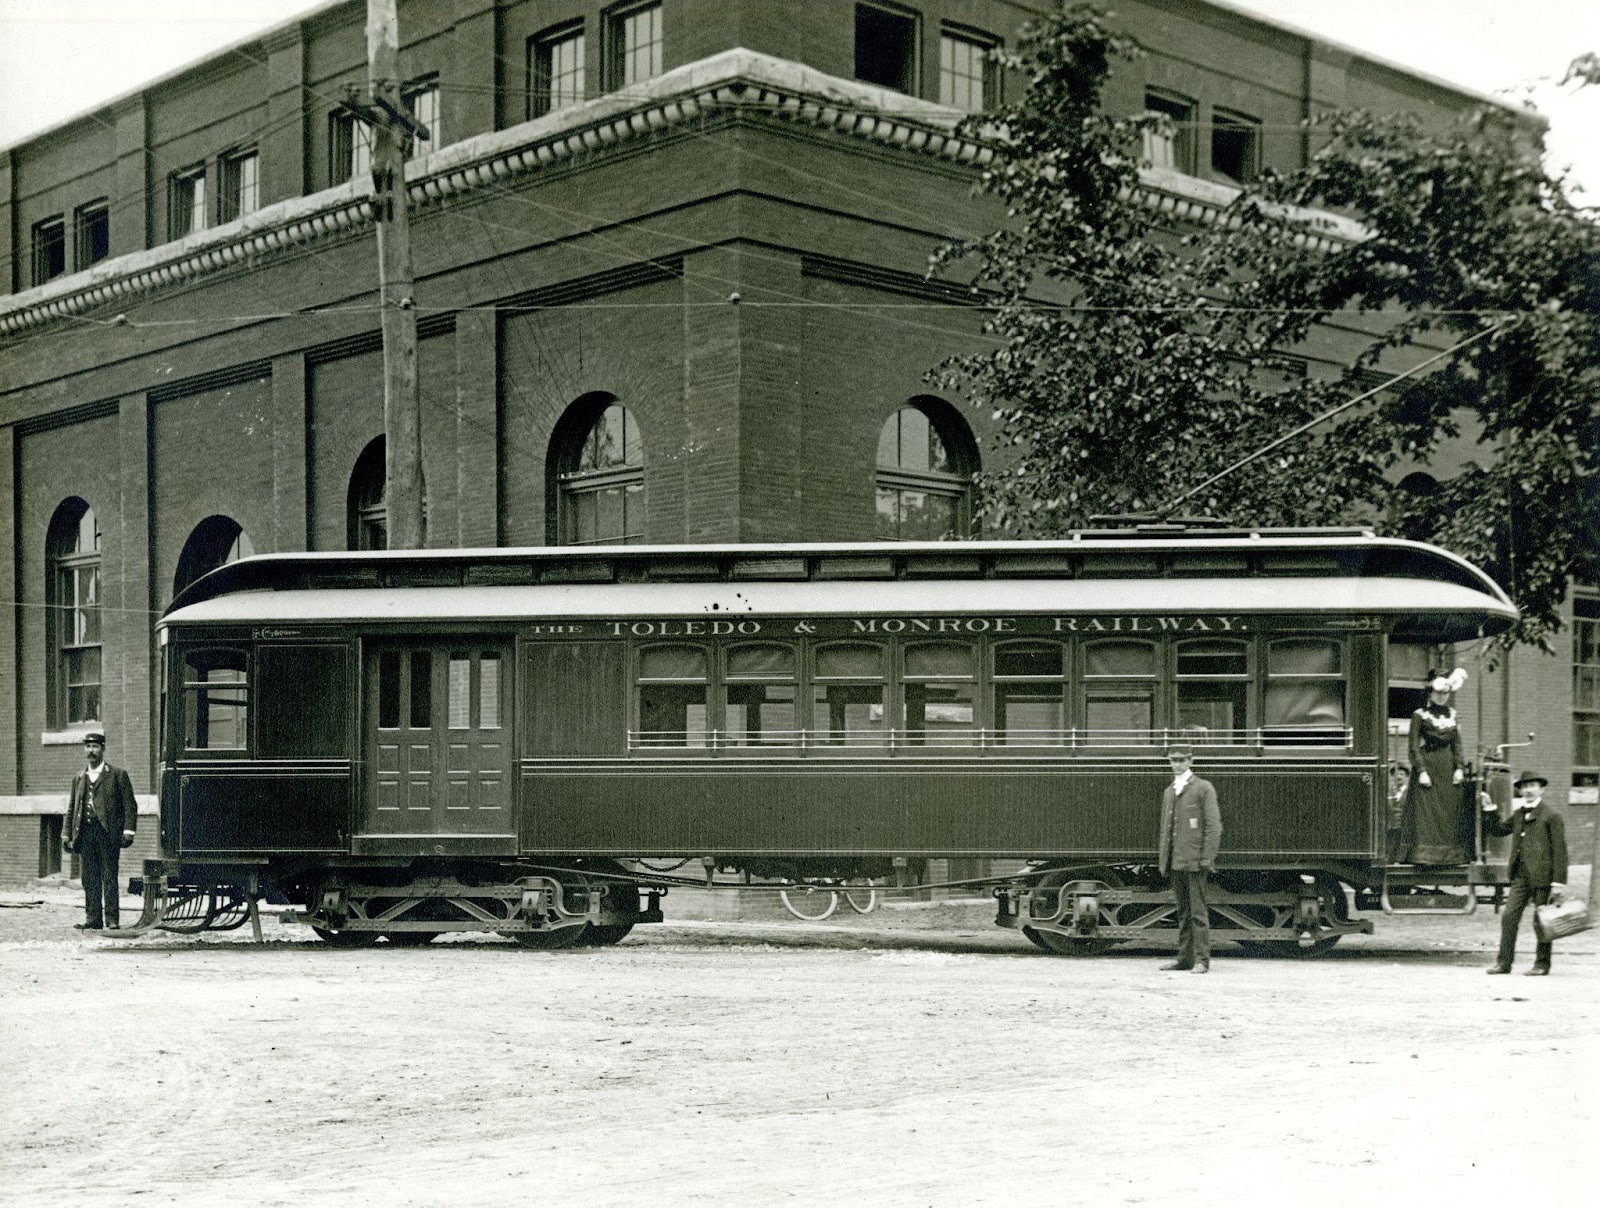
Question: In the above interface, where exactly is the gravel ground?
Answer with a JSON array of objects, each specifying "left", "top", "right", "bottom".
[{"left": 1, "top": 872, "right": 1595, "bottom": 1207}]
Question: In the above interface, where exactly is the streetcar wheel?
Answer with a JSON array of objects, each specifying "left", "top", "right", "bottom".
[
  {"left": 510, "top": 925, "right": 586, "bottom": 949},
  {"left": 842, "top": 884, "right": 878, "bottom": 914},
  {"left": 780, "top": 886, "right": 839, "bottom": 921},
  {"left": 312, "top": 926, "right": 379, "bottom": 948},
  {"left": 1027, "top": 868, "right": 1120, "bottom": 956},
  {"left": 382, "top": 931, "right": 440, "bottom": 946},
  {"left": 1020, "top": 925, "right": 1053, "bottom": 952}
]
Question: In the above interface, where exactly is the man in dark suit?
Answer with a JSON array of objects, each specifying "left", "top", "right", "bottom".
[
  {"left": 1157, "top": 741, "right": 1223, "bottom": 973},
  {"left": 1483, "top": 771, "right": 1568, "bottom": 976},
  {"left": 63, "top": 731, "right": 138, "bottom": 931}
]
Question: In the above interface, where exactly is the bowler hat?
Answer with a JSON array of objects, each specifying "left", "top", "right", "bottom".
[
  {"left": 82, "top": 731, "right": 106, "bottom": 745},
  {"left": 1514, "top": 771, "right": 1548, "bottom": 788}
]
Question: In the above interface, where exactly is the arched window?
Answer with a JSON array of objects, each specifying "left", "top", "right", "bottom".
[
  {"left": 549, "top": 396, "right": 645, "bottom": 545},
  {"left": 47, "top": 499, "right": 101, "bottom": 727},
  {"left": 174, "top": 516, "right": 254, "bottom": 595},
  {"left": 347, "top": 437, "right": 387, "bottom": 551},
  {"left": 875, "top": 398, "right": 976, "bottom": 540}
]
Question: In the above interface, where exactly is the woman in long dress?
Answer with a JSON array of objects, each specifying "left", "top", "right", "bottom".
[{"left": 1399, "top": 669, "right": 1468, "bottom": 864}]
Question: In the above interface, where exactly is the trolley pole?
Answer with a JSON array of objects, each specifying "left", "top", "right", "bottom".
[{"left": 339, "top": 0, "right": 428, "bottom": 549}]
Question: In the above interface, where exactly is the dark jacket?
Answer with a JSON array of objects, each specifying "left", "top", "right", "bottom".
[
  {"left": 1158, "top": 775, "right": 1223, "bottom": 874},
  {"left": 1484, "top": 804, "right": 1568, "bottom": 888},
  {"left": 64, "top": 762, "right": 138, "bottom": 853}
]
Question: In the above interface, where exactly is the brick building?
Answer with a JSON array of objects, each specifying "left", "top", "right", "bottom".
[{"left": 0, "top": 0, "right": 1592, "bottom": 881}]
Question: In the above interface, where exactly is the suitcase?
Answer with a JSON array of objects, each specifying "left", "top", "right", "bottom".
[{"left": 1533, "top": 898, "right": 1592, "bottom": 942}]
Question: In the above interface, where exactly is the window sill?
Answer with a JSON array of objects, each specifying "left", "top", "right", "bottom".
[{"left": 42, "top": 727, "right": 102, "bottom": 746}]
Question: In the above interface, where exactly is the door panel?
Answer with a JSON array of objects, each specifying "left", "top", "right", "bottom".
[{"left": 365, "top": 642, "right": 512, "bottom": 835}]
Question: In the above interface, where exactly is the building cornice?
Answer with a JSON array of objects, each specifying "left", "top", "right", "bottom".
[{"left": 0, "top": 48, "right": 1360, "bottom": 338}]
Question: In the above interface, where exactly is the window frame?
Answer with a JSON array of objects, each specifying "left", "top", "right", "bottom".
[
  {"left": 874, "top": 404, "right": 975, "bottom": 541},
  {"left": 180, "top": 645, "right": 251, "bottom": 756},
  {"left": 1262, "top": 637, "right": 1348, "bottom": 746},
  {"left": 219, "top": 147, "right": 260, "bottom": 223},
  {"left": 1080, "top": 638, "right": 1161, "bottom": 745},
  {"left": 1209, "top": 107, "right": 1260, "bottom": 184},
  {"left": 530, "top": 20, "right": 587, "bottom": 118},
  {"left": 73, "top": 200, "right": 110, "bottom": 270},
  {"left": 938, "top": 25, "right": 999, "bottom": 113},
  {"left": 49, "top": 502, "right": 102, "bottom": 729},
  {"left": 169, "top": 164, "right": 208, "bottom": 239},
  {"left": 1142, "top": 88, "right": 1197, "bottom": 174},
  {"left": 402, "top": 75, "right": 442, "bottom": 159},
  {"left": 557, "top": 402, "right": 646, "bottom": 546},
  {"left": 990, "top": 639, "right": 1069, "bottom": 747},
  {"left": 1573, "top": 595, "right": 1600, "bottom": 787},
  {"left": 606, "top": 1, "right": 663, "bottom": 90},
  {"left": 1172, "top": 637, "right": 1253, "bottom": 741},
  {"left": 31, "top": 215, "right": 67, "bottom": 286},
  {"left": 330, "top": 109, "right": 373, "bottom": 184},
  {"left": 854, "top": 1, "right": 921, "bottom": 95}
]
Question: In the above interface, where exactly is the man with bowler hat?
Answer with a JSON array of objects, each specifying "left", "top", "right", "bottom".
[
  {"left": 1482, "top": 771, "right": 1568, "bottom": 976},
  {"left": 1157, "top": 740, "right": 1223, "bottom": 973},
  {"left": 63, "top": 731, "right": 138, "bottom": 931}
]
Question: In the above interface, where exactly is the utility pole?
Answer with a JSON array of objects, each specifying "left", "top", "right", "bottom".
[{"left": 338, "top": 0, "right": 429, "bottom": 549}]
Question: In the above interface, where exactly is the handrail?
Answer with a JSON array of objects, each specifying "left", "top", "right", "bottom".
[{"left": 625, "top": 725, "right": 1355, "bottom": 752}]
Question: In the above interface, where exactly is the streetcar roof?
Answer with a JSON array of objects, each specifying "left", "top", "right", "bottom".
[
  {"left": 162, "top": 574, "right": 1515, "bottom": 640},
  {"left": 161, "top": 535, "right": 1516, "bottom": 643}
]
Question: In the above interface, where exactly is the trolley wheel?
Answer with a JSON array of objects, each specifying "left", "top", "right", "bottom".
[
  {"left": 780, "top": 885, "right": 839, "bottom": 921},
  {"left": 382, "top": 931, "right": 440, "bottom": 946},
  {"left": 1020, "top": 925, "right": 1053, "bottom": 952},
  {"left": 1028, "top": 868, "right": 1121, "bottom": 956},
  {"left": 510, "top": 925, "right": 586, "bottom": 950},
  {"left": 842, "top": 883, "right": 878, "bottom": 914},
  {"left": 312, "top": 926, "right": 379, "bottom": 948}
]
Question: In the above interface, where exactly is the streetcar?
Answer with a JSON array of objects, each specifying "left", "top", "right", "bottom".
[{"left": 127, "top": 527, "right": 1520, "bottom": 953}]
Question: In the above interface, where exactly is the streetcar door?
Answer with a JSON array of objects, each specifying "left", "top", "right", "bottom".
[{"left": 363, "top": 643, "right": 512, "bottom": 837}]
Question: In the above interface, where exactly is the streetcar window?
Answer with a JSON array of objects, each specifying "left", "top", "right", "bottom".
[
  {"left": 811, "top": 642, "right": 885, "bottom": 745},
  {"left": 409, "top": 651, "right": 432, "bottom": 729},
  {"left": 377, "top": 651, "right": 401, "bottom": 729},
  {"left": 183, "top": 648, "right": 248, "bottom": 751},
  {"left": 1174, "top": 639, "right": 1249, "bottom": 739},
  {"left": 479, "top": 653, "right": 501, "bottom": 730},
  {"left": 257, "top": 645, "right": 349, "bottom": 757},
  {"left": 1264, "top": 639, "right": 1346, "bottom": 745},
  {"left": 902, "top": 642, "right": 975, "bottom": 745},
  {"left": 449, "top": 651, "right": 502, "bottom": 731},
  {"left": 724, "top": 643, "right": 796, "bottom": 746},
  {"left": 992, "top": 641, "right": 1066, "bottom": 745},
  {"left": 637, "top": 644, "right": 708, "bottom": 747},
  {"left": 1083, "top": 640, "right": 1155, "bottom": 740},
  {"left": 448, "top": 654, "right": 471, "bottom": 729}
]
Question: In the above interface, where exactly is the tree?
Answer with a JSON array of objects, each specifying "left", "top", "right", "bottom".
[{"left": 932, "top": 4, "right": 1600, "bottom": 648}]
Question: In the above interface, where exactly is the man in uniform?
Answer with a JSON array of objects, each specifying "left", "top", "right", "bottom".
[
  {"left": 1483, "top": 771, "right": 1568, "bottom": 976},
  {"left": 63, "top": 731, "right": 138, "bottom": 931},
  {"left": 1157, "top": 741, "right": 1223, "bottom": 973}
]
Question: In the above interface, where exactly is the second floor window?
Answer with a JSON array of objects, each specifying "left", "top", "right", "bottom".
[
  {"left": 938, "top": 30, "right": 996, "bottom": 112},
  {"left": 1575, "top": 598, "right": 1600, "bottom": 774},
  {"left": 856, "top": 3, "right": 919, "bottom": 94},
  {"left": 74, "top": 201, "right": 110, "bottom": 269},
  {"left": 560, "top": 403, "right": 645, "bottom": 545},
  {"left": 532, "top": 24, "right": 586, "bottom": 116},
  {"left": 609, "top": 2, "right": 662, "bottom": 89},
  {"left": 404, "top": 77, "right": 442, "bottom": 158},
  {"left": 1143, "top": 89, "right": 1196, "bottom": 174},
  {"left": 31, "top": 216, "right": 66, "bottom": 286},
  {"left": 1210, "top": 108, "right": 1260, "bottom": 183},
  {"left": 331, "top": 111, "right": 373, "bottom": 184},
  {"left": 220, "top": 149, "right": 259, "bottom": 222},
  {"left": 171, "top": 166, "right": 207, "bottom": 238}
]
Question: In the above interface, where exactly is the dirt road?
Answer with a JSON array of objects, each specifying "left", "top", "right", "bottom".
[{"left": 2, "top": 880, "right": 1595, "bottom": 1207}]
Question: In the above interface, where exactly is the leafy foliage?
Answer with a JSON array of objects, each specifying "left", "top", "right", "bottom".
[{"left": 932, "top": 4, "right": 1600, "bottom": 647}]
